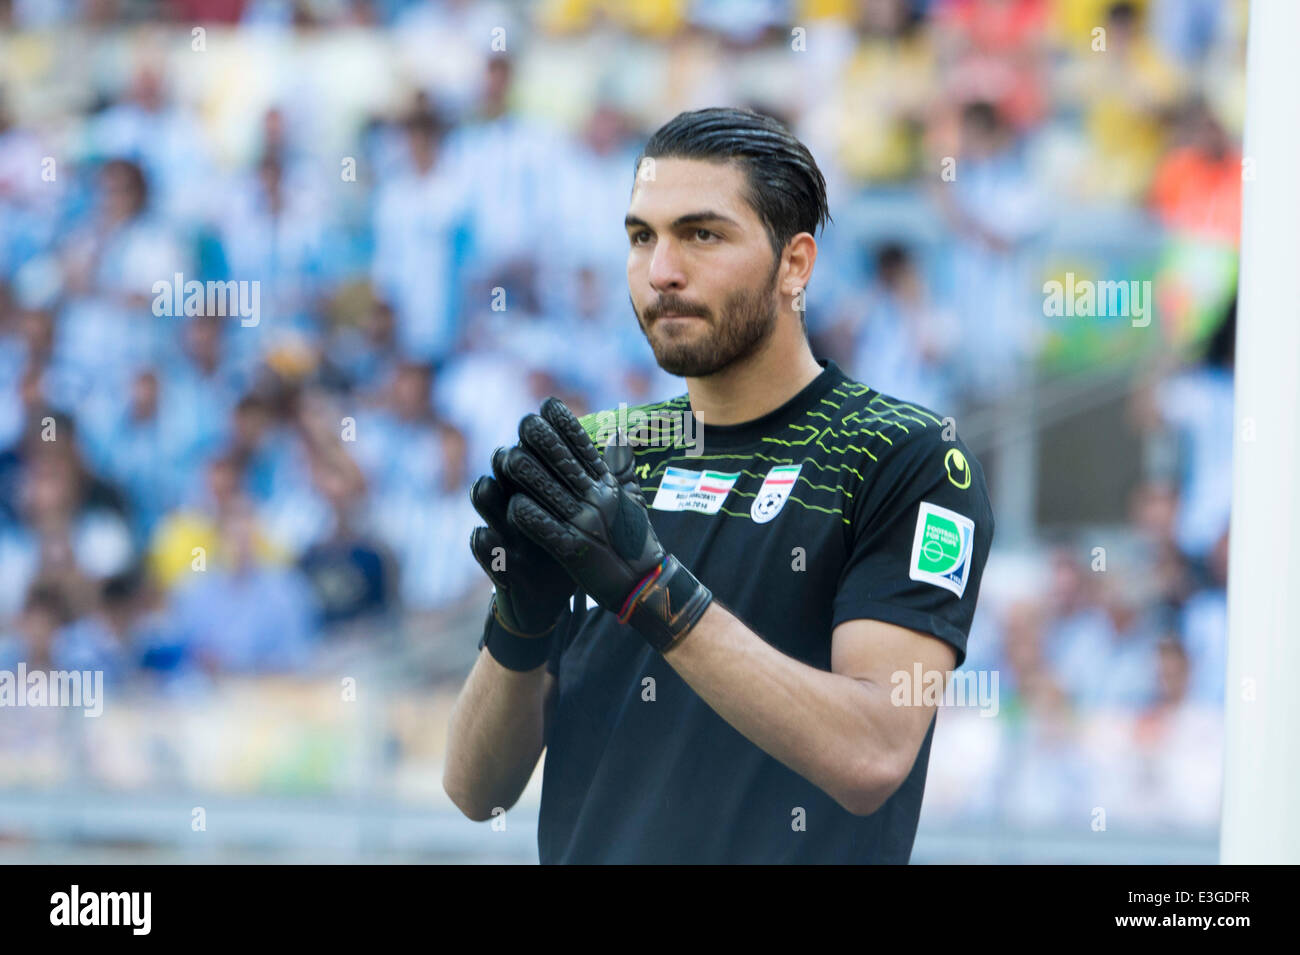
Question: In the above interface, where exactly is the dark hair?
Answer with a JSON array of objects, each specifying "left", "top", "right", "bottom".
[
  {"left": 636, "top": 107, "right": 831, "bottom": 259},
  {"left": 101, "top": 158, "right": 149, "bottom": 215},
  {"left": 874, "top": 241, "right": 911, "bottom": 276},
  {"left": 24, "top": 582, "right": 72, "bottom": 624},
  {"left": 102, "top": 570, "right": 143, "bottom": 606},
  {"left": 1107, "top": 2, "right": 1138, "bottom": 26},
  {"left": 961, "top": 100, "right": 1002, "bottom": 135},
  {"left": 405, "top": 107, "right": 447, "bottom": 142}
]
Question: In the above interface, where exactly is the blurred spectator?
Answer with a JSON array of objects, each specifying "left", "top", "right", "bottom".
[
  {"left": 297, "top": 447, "right": 398, "bottom": 631},
  {"left": 930, "top": 100, "right": 1047, "bottom": 400},
  {"left": 830, "top": 242, "right": 958, "bottom": 410},
  {"left": 440, "top": 55, "right": 572, "bottom": 291},
  {"left": 0, "top": 418, "right": 133, "bottom": 618},
  {"left": 90, "top": 369, "right": 174, "bottom": 538},
  {"left": 51, "top": 159, "right": 185, "bottom": 443},
  {"left": 148, "top": 453, "right": 283, "bottom": 591},
  {"left": 167, "top": 505, "right": 318, "bottom": 673},
  {"left": 1148, "top": 97, "right": 1242, "bottom": 242},
  {"left": 326, "top": 295, "right": 402, "bottom": 393},
  {"left": 998, "top": 669, "right": 1091, "bottom": 827},
  {"left": 217, "top": 151, "right": 329, "bottom": 347},
  {"left": 1049, "top": 572, "right": 1162, "bottom": 709},
  {"left": 0, "top": 582, "right": 71, "bottom": 671},
  {"left": 829, "top": 0, "right": 935, "bottom": 183},
  {"left": 50, "top": 571, "right": 142, "bottom": 683},
  {"left": 1129, "top": 636, "right": 1222, "bottom": 826},
  {"left": 371, "top": 107, "right": 467, "bottom": 364},
  {"left": 933, "top": 0, "right": 1049, "bottom": 131},
  {"left": 87, "top": 64, "right": 216, "bottom": 225},
  {"left": 551, "top": 102, "right": 642, "bottom": 284},
  {"left": 1058, "top": 1, "right": 1184, "bottom": 203},
  {"left": 351, "top": 361, "right": 462, "bottom": 499}
]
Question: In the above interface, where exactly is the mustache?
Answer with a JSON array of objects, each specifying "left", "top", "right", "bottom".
[{"left": 642, "top": 298, "right": 711, "bottom": 321}]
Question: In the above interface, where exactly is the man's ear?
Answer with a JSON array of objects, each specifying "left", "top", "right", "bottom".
[{"left": 781, "top": 232, "right": 817, "bottom": 300}]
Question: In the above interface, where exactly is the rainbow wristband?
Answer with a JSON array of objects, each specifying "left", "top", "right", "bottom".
[{"left": 618, "top": 555, "right": 713, "bottom": 654}]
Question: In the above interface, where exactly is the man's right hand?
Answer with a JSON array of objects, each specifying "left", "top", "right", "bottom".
[{"left": 470, "top": 447, "right": 575, "bottom": 638}]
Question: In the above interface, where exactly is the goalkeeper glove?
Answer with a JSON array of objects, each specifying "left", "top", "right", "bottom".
[
  {"left": 470, "top": 446, "right": 575, "bottom": 665},
  {"left": 499, "top": 397, "right": 712, "bottom": 654}
]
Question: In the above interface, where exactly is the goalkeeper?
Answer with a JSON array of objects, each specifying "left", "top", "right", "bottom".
[{"left": 443, "top": 107, "right": 993, "bottom": 863}]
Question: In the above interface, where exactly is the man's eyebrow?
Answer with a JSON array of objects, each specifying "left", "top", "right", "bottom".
[{"left": 624, "top": 211, "right": 741, "bottom": 230}]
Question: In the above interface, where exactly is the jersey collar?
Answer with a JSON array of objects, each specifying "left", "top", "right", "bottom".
[{"left": 689, "top": 358, "right": 850, "bottom": 452}]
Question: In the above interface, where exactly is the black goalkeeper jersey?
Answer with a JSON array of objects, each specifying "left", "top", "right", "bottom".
[{"left": 537, "top": 359, "right": 994, "bottom": 863}]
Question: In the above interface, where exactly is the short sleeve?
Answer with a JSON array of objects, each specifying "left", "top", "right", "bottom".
[{"left": 832, "top": 429, "right": 995, "bottom": 669}]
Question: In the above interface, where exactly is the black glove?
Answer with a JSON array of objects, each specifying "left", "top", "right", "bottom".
[
  {"left": 469, "top": 447, "right": 574, "bottom": 639},
  {"left": 499, "top": 397, "right": 713, "bottom": 654}
]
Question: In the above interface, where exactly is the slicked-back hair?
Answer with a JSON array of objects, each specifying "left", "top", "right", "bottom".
[{"left": 635, "top": 107, "right": 831, "bottom": 260}]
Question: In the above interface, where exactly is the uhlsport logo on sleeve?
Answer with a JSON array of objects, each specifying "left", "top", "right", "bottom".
[
  {"left": 651, "top": 466, "right": 740, "bottom": 514},
  {"left": 751, "top": 463, "right": 802, "bottom": 524},
  {"left": 909, "top": 501, "right": 976, "bottom": 597}
]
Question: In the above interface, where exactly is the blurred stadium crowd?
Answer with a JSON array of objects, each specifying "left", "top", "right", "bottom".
[{"left": 0, "top": 0, "right": 1241, "bottom": 837}]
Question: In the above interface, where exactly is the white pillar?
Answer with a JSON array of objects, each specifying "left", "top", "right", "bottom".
[{"left": 1220, "top": 0, "right": 1300, "bottom": 864}]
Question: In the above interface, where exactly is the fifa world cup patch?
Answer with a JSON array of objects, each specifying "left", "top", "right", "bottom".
[
  {"left": 750, "top": 463, "right": 802, "bottom": 524},
  {"left": 651, "top": 466, "right": 740, "bottom": 514},
  {"left": 909, "top": 502, "right": 976, "bottom": 598}
]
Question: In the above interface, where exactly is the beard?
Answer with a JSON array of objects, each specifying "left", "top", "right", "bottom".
[{"left": 633, "top": 257, "right": 781, "bottom": 378}]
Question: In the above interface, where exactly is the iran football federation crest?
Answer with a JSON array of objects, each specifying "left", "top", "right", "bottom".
[{"left": 750, "top": 464, "right": 802, "bottom": 524}]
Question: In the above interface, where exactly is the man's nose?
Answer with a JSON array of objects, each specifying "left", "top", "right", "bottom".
[{"left": 648, "top": 240, "right": 687, "bottom": 293}]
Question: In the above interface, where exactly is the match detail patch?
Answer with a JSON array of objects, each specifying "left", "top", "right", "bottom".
[
  {"left": 750, "top": 463, "right": 803, "bottom": 524},
  {"left": 651, "top": 466, "right": 740, "bottom": 514},
  {"left": 909, "top": 502, "right": 975, "bottom": 598}
]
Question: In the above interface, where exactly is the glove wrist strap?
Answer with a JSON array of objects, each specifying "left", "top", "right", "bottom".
[
  {"left": 623, "top": 555, "right": 712, "bottom": 654},
  {"left": 478, "top": 597, "right": 556, "bottom": 672}
]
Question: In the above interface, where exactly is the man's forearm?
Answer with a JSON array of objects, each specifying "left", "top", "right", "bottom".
[
  {"left": 662, "top": 603, "right": 903, "bottom": 815},
  {"left": 443, "top": 649, "right": 549, "bottom": 821}
]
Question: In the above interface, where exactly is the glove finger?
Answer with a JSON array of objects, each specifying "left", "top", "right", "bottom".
[
  {"left": 470, "top": 474, "right": 510, "bottom": 531},
  {"left": 500, "top": 445, "right": 583, "bottom": 520},
  {"left": 602, "top": 432, "right": 636, "bottom": 484},
  {"left": 603, "top": 432, "right": 649, "bottom": 508},
  {"left": 541, "top": 396, "right": 612, "bottom": 485},
  {"left": 470, "top": 525, "right": 509, "bottom": 590},
  {"left": 518, "top": 413, "right": 599, "bottom": 500},
  {"left": 490, "top": 446, "right": 523, "bottom": 497},
  {"left": 508, "top": 492, "right": 589, "bottom": 563}
]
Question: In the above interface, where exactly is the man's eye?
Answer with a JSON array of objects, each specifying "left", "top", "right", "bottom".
[
  {"left": 693, "top": 229, "right": 717, "bottom": 242},
  {"left": 631, "top": 230, "right": 652, "bottom": 245}
]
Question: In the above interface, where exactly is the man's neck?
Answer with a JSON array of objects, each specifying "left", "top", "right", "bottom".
[{"left": 683, "top": 328, "right": 823, "bottom": 426}]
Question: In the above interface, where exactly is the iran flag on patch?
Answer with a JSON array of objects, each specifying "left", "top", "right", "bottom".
[{"left": 750, "top": 463, "right": 802, "bottom": 524}]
